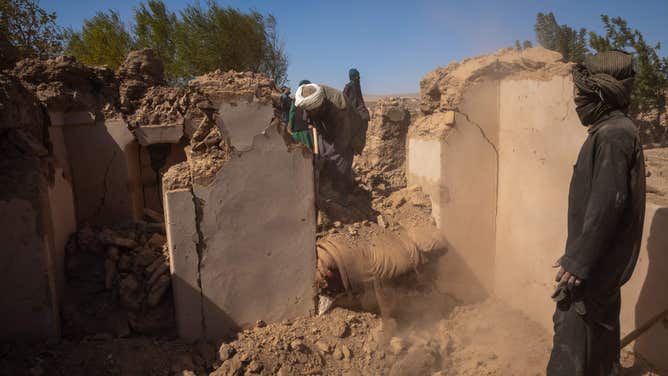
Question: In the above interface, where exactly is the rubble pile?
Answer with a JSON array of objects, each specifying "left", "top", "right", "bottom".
[
  {"left": 62, "top": 220, "right": 175, "bottom": 338},
  {"left": 117, "top": 49, "right": 166, "bottom": 113},
  {"left": 188, "top": 69, "right": 277, "bottom": 104},
  {"left": 162, "top": 69, "right": 282, "bottom": 188},
  {"left": 12, "top": 55, "right": 121, "bottom": 118},
  {"left": 355, "top": 97, "right": 419, "bottom": 192}
]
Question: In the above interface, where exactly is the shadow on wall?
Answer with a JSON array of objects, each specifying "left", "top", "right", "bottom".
[
  {"left": 171, "top": 274, "right": 241, "bottom": 341},
  {"left": 634, "top": 207, "right": 668, "bottom": 372},
  {"left": 433, "top": 237, "right": 489, "bottom": 304},
  {"left": 63, "top": 124, "right": 132, "bottom": 226}
]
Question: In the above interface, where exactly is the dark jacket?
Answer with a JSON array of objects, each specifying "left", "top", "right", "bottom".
[
  {"left": 561, "top": 110, "right": 645, "bottom": 298},
  {"left": 343, "top": 81, "right": 370, "bottom": 122}
]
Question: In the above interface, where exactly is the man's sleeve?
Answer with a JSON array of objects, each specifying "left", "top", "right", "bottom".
[
  {"left": 288, "top": 101, "right": 296, "bottom": 130},
  {"left": 560, "top": 138, "right": 631, "bottom": 279}
]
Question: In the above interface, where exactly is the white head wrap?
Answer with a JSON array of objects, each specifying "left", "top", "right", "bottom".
[{"left": 295, "top": 83, "right": 325, "bottom": 111}]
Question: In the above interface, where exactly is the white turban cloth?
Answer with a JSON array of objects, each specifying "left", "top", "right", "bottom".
[{"left": 295, "top": 83, "right": 325, "bottom": 111}]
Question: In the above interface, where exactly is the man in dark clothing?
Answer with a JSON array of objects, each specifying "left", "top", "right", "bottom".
[
  {"left": 343, "top": 69, "right": 370, "bottom": 153},
  {"left": 296, "top": 83, "right": 360, "bottom": 197},
  {"left": 280, "top": 86, "right": 292, "bottom": 123},
  {"left": 547, "top": 51, "right": 646, "bottom": 376}
]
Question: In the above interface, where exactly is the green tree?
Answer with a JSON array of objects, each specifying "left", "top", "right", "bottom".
[
  {"left": 260, "top": 14, "right": 288, "bottom": 86},
  {"left": 173, "top": 2, "right": 267, "bottom": 78},
  {"left": 589, "top": 15, "right": 668, "bottom": 115},
  {"left": 534, "top": 12, "right": 587, "bottom": 63},
  {"left": 515, "top": 40, "right": 533, "bottom": 51},
  {"left": 0, "top": 0, "right": 63, "bottom": 58},
  {"left": 134, "top": 0, "right": 178, "bottom": 80},
  {"left": 64, "top": 10, "right": 134, "bottom": 70}
]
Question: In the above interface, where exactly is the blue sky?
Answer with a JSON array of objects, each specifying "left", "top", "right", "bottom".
[{"left": 42, "top": 0, "right": 668, "bottom": 94}]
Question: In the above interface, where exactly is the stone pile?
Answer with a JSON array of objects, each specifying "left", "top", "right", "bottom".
[
  {"left": 355, "top": 97, "right": 417, "bottom": 193},
  {"left": 62, "top": 220, "right": 174, "bottom": 338}
]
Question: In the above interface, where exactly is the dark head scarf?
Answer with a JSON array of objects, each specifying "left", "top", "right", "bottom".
[
  {"left": 572, "top": 50, "right": 635, "bottom": 126},
  {"left": 298, "top": 79, "right": 311, "bottom": 86},
  {"left": 349, "top": 68, "right": 360, "bottom": 82}
]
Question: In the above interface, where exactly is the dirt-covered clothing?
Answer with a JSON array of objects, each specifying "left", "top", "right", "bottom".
[
  {"left": 547, "top": 110, "right": 645, "bottom": 376},
  {"left": 547, "top": 291, "right": 621, "bottom": 376},
  {"left": 560, "top": 110, "right": 645, "bottom": 307},
  {"left": 343, "top": 81, "right": 370, "bottom": 122}
]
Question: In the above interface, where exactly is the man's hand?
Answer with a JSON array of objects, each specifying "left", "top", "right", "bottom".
[{"left": 553, "top": 259, "right": 582, "bottom": 287}]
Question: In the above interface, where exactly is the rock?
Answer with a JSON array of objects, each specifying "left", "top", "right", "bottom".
[
  {"left": 147, "top": 262, "right": 169, "bottom": 285},
  {"left": 389, "top": 337, "right": 406, "bottom": 355},
  {"left": 147, "top": 274, "right": 170, "bottom": 306},
  {"left": 332, "top": 321, "right": 349, "bottom": 338},
  {"left": 377, "top": 214, "right": 388, "bottom": 228},
  {"left": 340, "top": 344, "right": 352, "bottom": 359},
  {"left": 118, "top": 254, "right": 132, "bottom": 271},
  {"left": 119, "top": 275, "right": 143, "bottom": 311},
  {"left": 315, "top": 340, "right": 332, "bottom": 354},
  {"left": 290, "top": 339, "right": 306, "bottom": 352},
  {"left": 247, "top": 360, "right": 263, "bottom": 373},
  {"left": 107, "top": 246, "right": 121, "bottom": 261},
  {"left": 196, "top": 342, "right": 218, "bottom": 368},
  {"left": 211, "top": 356, "right": 243, "bottom": 376},
  {"left": 134, "top": 247, "right": 157, "bottom": 267},
  {"left": 333, "top": 348, "right": 344, "bottom": 360},
  {"left": 219, "top": 343, "right": 237, "bottom": 361},
  {"left": 147, "top": 233, "right": 166, "bottom": 249},
  {"left": 255, "top": 320, "right": 266, "bottom": 328},
  {"left": 146, "top": 257, "right": 165, "bottom": 274},
  {"left": 333, "top": 221, "right": 343, "bottom": 228},
  {"left": 100, "top": 231, "right": 138, "bottom": 249}
]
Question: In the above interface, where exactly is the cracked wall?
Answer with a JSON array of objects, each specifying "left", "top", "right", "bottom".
[
  {"left": 164, "top": 100, "right": 316, "bottom": 340},
  {"left": 409, "top": 49, "right": 668, "bottom": 369}
]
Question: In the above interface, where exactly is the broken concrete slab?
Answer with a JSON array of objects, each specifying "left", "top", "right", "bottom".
[
  {"left": 164, "top": 188, "right": 203, "bottom": 341},
  {"left": 216, "top": 101, "right": 275, "bottom": 151},
  {"left": 194, "top": 124, "right": 316, "bottom": 339},
  {"left": 165, "top": 119, "right": 316, "bottom": 339}
]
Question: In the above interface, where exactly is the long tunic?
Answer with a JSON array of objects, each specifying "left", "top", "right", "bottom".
[{"left": 561, "top": 110, "right": 646, "bottom": 306}]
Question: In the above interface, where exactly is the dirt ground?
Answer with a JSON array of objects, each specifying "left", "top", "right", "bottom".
[
  {"left": 645, "top": 147, "right": 668, "bottom": 206},
  {"left": 1, "top": 300, "right": 658, "bottom": 376}
]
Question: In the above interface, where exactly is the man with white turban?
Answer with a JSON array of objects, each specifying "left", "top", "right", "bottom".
[{"left": 295, "top": 83, "right": 364, "bottom": 199}]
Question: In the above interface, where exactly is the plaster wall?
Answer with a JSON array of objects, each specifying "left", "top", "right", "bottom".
[
  {"left": 0, "top": 158, "right": 60, "bottom": 339},
  {"left": 166, "top": 101, "right": 316, "bottom": 340},
  {"left": 494, "top": 76, "right": 586, "bottom": 325},
  {"left": 407, "top": 82, "right": 499, "bottom": 299},
  {"left": 408, "top": 74, "right": 668, "bottom": 370},
  {"left": 194, "top": 124, "right": 316, "bottom": 339},
  {"left": 47, "top": 168, "right": 77, "bottom": 297},
  {"left": 61, "top": 119, "right": 136, "bottom": 225}
]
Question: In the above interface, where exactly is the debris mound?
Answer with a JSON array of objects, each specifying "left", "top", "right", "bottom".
[
  {"left": 117, "top": 49, "right": 165, "bottom": 113},
  {"left": 62, "top": 222, "right": 174, "bottom": 338},
  {"left": 355, "top": 97, "right": 417, "bottom": 192},
  {"left": 12, "top": 55, "right": 120, "bottom": 117}
]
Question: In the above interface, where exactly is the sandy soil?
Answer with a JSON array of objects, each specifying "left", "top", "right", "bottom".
[{"left": 645, "top": 147, "right": 668, "bottom": 206}]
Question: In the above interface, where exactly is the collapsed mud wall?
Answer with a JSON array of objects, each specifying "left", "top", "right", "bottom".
[
  {"left": 163, "top": 71, "right": 316, "bottom": 340},
  {"left": 0, "top": 73, "right": 62, "bottom": 339},
  {"left": 408, "top": 47, "right": 668, "bottom": 369},
  {"left": 2, "top": 48, "right": 314, "bottom": 341}
]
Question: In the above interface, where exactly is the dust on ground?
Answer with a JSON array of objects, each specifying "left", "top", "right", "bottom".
[{"left": 645, "top": 148, "right": 668, "bottom": 206}]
